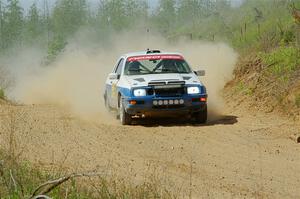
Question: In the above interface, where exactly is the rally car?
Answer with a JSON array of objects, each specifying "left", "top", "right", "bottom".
[{"left": 104, "top": 50, "right": 207, "bottom": 125}]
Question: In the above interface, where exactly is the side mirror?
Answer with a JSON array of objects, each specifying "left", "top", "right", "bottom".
[
  {"left": 108, "top": 73, "right": 119, "bottom": 80},
  {"left": 194, "top": 70, "right": 206, "bottom": 76}
]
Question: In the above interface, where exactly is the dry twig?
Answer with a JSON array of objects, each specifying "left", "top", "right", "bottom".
[
  {"left": 9, "top": 169, "right": 17, "bottom": 192},
  {"left": 32, "top": 195, "right": 52, "bottom": 199},
  {"left": 29, "top": 172, "right": 103, "bottom": 199}
]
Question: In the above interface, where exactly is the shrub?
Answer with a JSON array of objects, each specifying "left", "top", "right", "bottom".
[
  {"left": 235, "top": 81, "right": 254, "bottom": 96},
  {"left": 0, "top": 88, "right": 4, "bottom": 99},
  {"left": 259, "top": 46, "right": 300, "bottom": 76},
  {"left": 46, "top": 37, "right": 67, "bottom": 64}
]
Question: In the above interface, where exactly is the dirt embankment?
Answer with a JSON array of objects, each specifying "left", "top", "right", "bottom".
[{"left": 225, "top": 53, "right": 300, "bottom": 120}]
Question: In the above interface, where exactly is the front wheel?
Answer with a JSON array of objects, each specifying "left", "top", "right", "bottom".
[
  {"left": 192, "top": 105, "right": 207, "bottom": 124},
  {"left": 119, "top": 98, "right": 132, "bottom": 125}
]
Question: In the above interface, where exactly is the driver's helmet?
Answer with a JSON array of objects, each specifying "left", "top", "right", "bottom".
[
  {"left": 128, "top": 61, "right": 141, "bottom": 75},
  {"left": 162, "top": 60, "right": 176, "bottom": 73}
]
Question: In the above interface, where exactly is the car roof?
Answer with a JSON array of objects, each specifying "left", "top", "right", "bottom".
[{"left": 122, "top": 51, "right": 183, "bottom": 59}]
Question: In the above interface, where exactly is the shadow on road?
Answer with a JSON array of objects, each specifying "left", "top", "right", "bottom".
[
  {"left": 133, "top": 115, "right": 238, "bottom": 127},
  {"left": 206, "top": 115, "right": 238, "bottom": 126}
]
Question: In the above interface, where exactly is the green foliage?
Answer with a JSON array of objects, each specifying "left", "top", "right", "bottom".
[
  {"left": 235, "top": 81, "right": 254, "bottom": 96},
  {"left": 46, "top": 36, "right": 67, "bottom": 64},
  {"left": 0, "top": 0, "right": 298, "bottom": 63},
  {"left": 52, "top": 0, "right": 88, "bottom": 39},
  {"left": 0, "top": 0, "right": 23, "bottom": 49},
  {"left": 25, "top": 3, "right": 42, "bottom": 44},
  {"left": 97, "top": 0, "right": 148, "bottom": 31},
  {"left": 153, "top": 0, "right": 176, "bottom": 34},
  {"left": 97, "top": 0, "right": 128, "bottom": 31},
  {"left": 259, "top": 46, "right": 300, "bottom": 76},
  {"left": 0, "top": 88, "right": 4, "bottom": 99},
  {"left": 228, "top": 0, "right": 294, "bottom": 49},
  {"left": 0, "top": 150, "right": 174, "bottom": 198}
]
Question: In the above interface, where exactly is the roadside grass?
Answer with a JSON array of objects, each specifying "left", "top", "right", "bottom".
[
  {"left": 295, "top": 94, "right": 300, "bottom": 108},
  {"left": 232, "top": 44, "right": 300, "bottom": 116},
  {"left": 235, "top": 81, "right": 254, "bottom": 96},
  {"left": 0, "top": 149, "right": 175, "bottom": 199},
  {"left": 259, "top": 46, "right": 300, "bottom": 78},
  {"left": 0, "top": 88, "right": 4, "bottom": 99}
]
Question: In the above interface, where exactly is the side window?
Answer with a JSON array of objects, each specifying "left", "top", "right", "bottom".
[{"left": 115, "top": 58, "right": 125, "bottom": 76}]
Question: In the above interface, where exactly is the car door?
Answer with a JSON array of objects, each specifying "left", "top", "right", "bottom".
[{"left": 108, "top": 58, "right": 125, "bottom": 108}]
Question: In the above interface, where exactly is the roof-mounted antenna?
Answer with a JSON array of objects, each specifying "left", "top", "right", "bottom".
[
  {"left": 146, "top": 50, "right": 161, "bottom": 54},
  {"left": 146, "top": 28, "right": 150, "bottom": 53}
]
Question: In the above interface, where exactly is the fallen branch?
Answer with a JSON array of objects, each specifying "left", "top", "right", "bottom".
[
  {"left": 32, "top": 195, "right": 52, "bottom": 199},
  {"left": 9, "top": 169, "right": 17, "bottom": 192},
  {"left": 29, "top": 172, "right": 103, "bottom": 199}
]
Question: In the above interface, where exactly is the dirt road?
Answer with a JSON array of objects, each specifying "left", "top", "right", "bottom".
[{"left": 0, "top": 100, "right": 300, "bottom": 199}]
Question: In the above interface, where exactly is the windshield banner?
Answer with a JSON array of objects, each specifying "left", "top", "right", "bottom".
[{"left": 127, "top": 55, "right": 184, "bottom": 62}]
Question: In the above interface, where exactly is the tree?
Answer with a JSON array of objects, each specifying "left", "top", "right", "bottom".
[
  {"left": 177, "top": 0, "right": 203, "bottom": 28},
  {"left": 42, "top": 0, "right": 50, "bottom": 46},
  {"left": 2, "top": 0, "right": 23, "bottom": 48},
  {"left": 154, "top": 0, "right": 176, "bottom": 34},
  {"left": 0, "top": 0, "right": 3, "bottom": 49},
  {"left": 52, "top": 0, "right": 88, "bottom": 39},
  {"left": 97, "top": 0, "right": 127, "bottom": 31},
  {"left": 25, "top": 3, "right": 42, "bottom": 43},
  {"left": 124, "top": 0, "right": 148, "bottom": 23},
  {"left": 45, "top": 0, "right": 87, "bottom": 63}
]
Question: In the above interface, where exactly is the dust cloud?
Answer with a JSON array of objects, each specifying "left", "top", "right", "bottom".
[
  {"left": 3, "top": 31, "right": 237, "bottom": 122},
  {"left": 178, "top": 41, "right": 238, "bottom": 119}
]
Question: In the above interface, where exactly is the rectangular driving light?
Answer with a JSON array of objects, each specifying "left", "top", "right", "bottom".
[
  {"left": 187, "top": 87, "right": 200, "bottom": 94},
  {"left": 133, "top": 89, "right": 147, "bottom": 97}
]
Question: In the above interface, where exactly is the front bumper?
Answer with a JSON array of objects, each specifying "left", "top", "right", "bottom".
[{"left": 123, "top": 94, "right": 207, "bottom": 117}]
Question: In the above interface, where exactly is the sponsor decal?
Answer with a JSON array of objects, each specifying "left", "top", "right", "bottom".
[{"left": 127, "top": 54, "right": 184, "bottom": 62}]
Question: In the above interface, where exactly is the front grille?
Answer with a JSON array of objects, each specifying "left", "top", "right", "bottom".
[
  {"left": 154, "top": 87, "right": 185, "bottom": 97},
  {"left": 148, "top": 80, "right": 186, "bottom": 97},
  {"left": 148, "top": 81, "right": 185, "bottom": 87},
  {"left": 148, "top": 81, "right": 166, "bottom": 87},
  {"left": 147, "top": 88, "right": 154, "bottom": 95},
  {"left": 166, "top": 81, "right": 185, "bottom": 85}
]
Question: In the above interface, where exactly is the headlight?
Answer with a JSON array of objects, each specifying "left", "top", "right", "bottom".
[
  {"left": 187, "top": 86, "right": 200, "bottom": 94},
  {"left": 133, "top": 89, "right": 146, "bottom": 97}
]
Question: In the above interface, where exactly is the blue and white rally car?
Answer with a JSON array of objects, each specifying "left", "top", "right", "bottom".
[{"left": 104, "top": 50, "right": 207, "bottom": 125}]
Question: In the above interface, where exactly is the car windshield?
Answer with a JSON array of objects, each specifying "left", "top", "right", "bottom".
[{"left": 124, "top": 55, "right": 192, "bottom": 76}]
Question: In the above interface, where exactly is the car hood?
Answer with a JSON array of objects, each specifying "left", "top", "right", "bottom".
[{"left": 123, "top": 73, "right": 202, "bottom": 87}]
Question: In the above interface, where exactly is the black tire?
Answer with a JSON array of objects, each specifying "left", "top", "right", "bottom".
[
  {"left": 192, "top": 105, "right": 207, "bottom": 124},
  {"left": 119, "top": 98, "right": 132, "bottom": 125}
]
